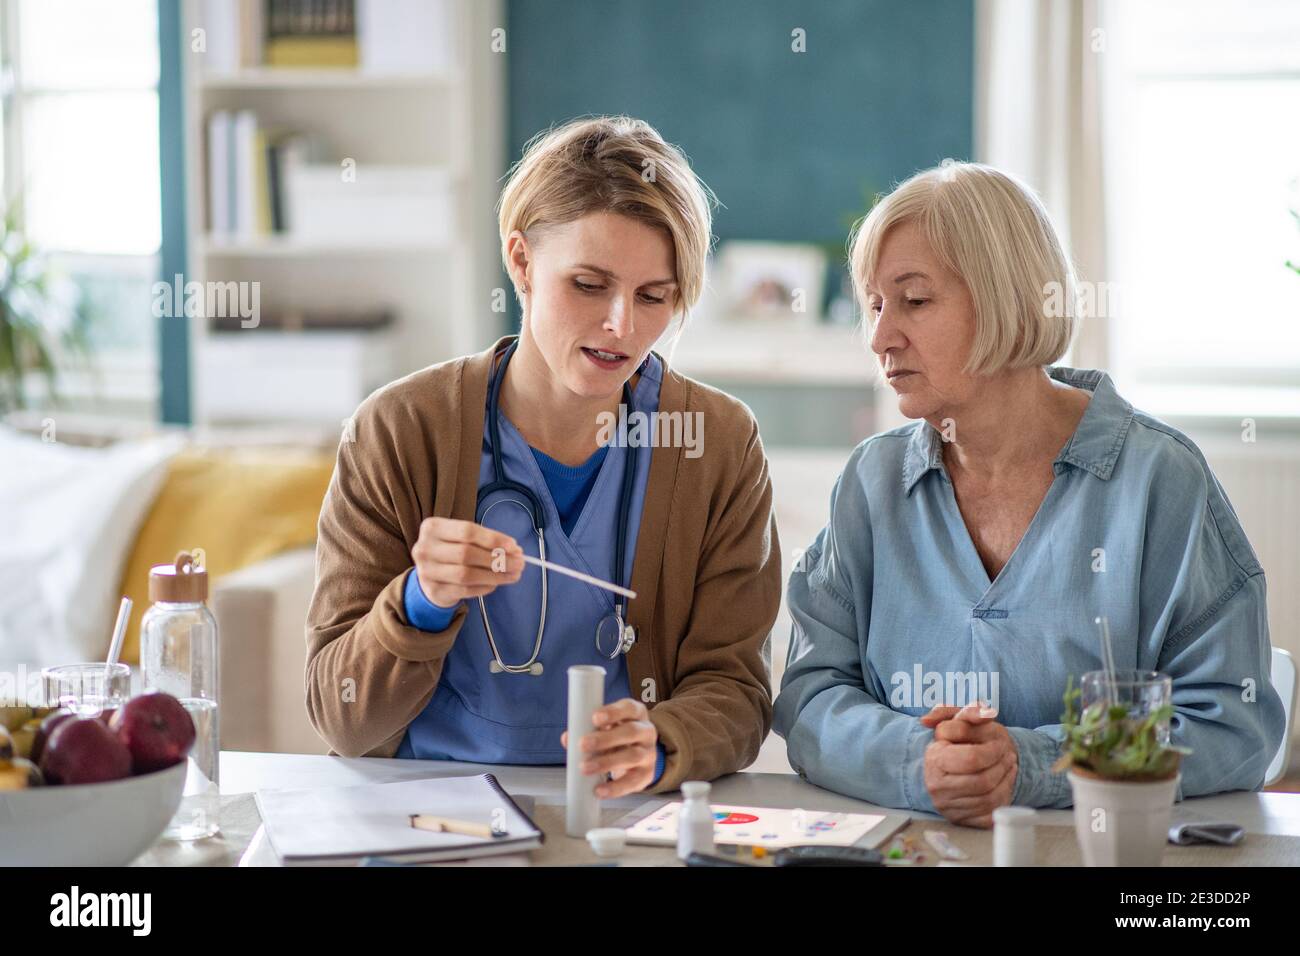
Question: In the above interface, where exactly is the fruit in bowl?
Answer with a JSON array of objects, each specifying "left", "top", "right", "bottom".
[
  {"left": 0, "top": 691, "right": 198, "bottom": 864},
  {"left": 0, "top": 706, "right": 35, "bottom": 731},
  {"left": 110, "top": 692, "right": 197, "bottom": 774},
  {"left": 0, "top": 757, "right": 42, "bottom": 789},
  {"left": 40, "top": 717, "right": 133, "bottom": 785},
  {"left": 30, "top": 708, "right": 74, "bottom": 766}
]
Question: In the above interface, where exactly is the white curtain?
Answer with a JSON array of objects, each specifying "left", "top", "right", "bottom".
[{"left": 974, "top": 0, "right": 1109, "bottom": 370}]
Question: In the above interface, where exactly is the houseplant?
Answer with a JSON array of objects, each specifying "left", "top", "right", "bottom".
[
  {"left": 0, "top": 199, "right": 85, "bottom": 413},
  {"left": 1053, "top": 672, "right": 1191, "bottom": 866}
]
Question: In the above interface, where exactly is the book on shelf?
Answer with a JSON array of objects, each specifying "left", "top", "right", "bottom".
[
  {"left": 206, "top": 109, "right": 329, "bottom": 240},
  {"left": 200, "top": 0, "right": 264, "bottom": 70},
  {"left": 265, "top": 0, "right": 358, "bottom": 68},
  {"left": 200, "top": 0, "right": 453, "bottom": 77}
]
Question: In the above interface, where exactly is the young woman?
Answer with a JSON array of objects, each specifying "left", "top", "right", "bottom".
[{"left": 305, "top": 116, "right": 781, "bottom": 797}]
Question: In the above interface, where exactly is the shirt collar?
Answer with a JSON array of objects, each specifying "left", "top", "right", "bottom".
[
  {"left": 901, "top": 421, "right": 945, "bottom": 495},
  {"left": 900, "top": 367, "right": 1135, "bottom": 495},
  {"left": 1049, "top": 367, "right": 1135, "bottom": 480}
]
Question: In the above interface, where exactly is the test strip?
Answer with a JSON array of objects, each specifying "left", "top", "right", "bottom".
[{"left": 520, "top": 553, "right": 637, "bottom": 601}]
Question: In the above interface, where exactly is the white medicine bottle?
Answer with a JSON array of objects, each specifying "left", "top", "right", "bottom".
[{"left": 677, "top": 780, "right": 716, "bottom": 861}]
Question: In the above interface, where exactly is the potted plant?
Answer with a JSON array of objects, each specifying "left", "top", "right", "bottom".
[
  {"left": 1053, "top": 671, "right": 1191, "bottom": 866},
  {"left": 0, "top": 198, "right": 85, "bottom": 413}
]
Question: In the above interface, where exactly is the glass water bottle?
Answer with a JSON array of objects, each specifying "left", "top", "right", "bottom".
[{"left": 140, "top": 551, "right": 221, "bottom": 840}]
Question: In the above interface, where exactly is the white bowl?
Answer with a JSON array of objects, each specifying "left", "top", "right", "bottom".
[{"left": 0, "top": 761, "right": 187, "bottom": 866}]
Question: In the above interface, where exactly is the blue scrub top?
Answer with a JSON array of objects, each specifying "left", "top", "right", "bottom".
[{"left": 396, "top": 354, "right": 663, "bottom": 763}]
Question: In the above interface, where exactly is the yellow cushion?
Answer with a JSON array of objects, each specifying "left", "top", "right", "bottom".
[{"left": 117, "top": 446, "right": 333, "bottom": 664}]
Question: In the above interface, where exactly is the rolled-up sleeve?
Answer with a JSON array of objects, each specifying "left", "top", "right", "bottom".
[{"left": 774, "top": 471, "right": 937, "bottom": 812}]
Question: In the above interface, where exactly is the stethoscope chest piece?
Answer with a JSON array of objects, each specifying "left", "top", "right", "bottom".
[
  {"left": 595, "top": 614, "right": 637, "bottom": 660},
  {"left": 617, "top": 623, "right": 636, "bottom": 655}
]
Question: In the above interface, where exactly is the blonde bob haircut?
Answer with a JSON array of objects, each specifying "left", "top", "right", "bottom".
[
  {"left": 497, "top": 115, "right": 715, "bottom": 319},
  {"left": 848, "top": 161, "right": 1078, "bottom": 375}
]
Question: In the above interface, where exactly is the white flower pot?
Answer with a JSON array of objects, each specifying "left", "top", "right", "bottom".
[{"left": 1068, "top": 769, "right": 1180, "bottom": 867}]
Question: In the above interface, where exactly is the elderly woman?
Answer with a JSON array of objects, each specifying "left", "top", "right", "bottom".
[{"left": 773, "top": 161, "right": 1285, "bottom": 827}]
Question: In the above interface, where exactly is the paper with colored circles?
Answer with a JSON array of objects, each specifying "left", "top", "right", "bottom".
[{"left": 623, "top": 802, "right": 887, "bottom": 848}]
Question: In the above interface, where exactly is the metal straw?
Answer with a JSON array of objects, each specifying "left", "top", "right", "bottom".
[{"left": 1094, "top": 615, "right": 1118, "bottom": 706}]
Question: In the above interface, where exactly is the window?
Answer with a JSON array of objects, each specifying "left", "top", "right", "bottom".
[
  {"left": 0, "top": 0, "right": 160, "bottom": 398},
  {"left": 1101, "top": 0, "right": 1300, "bottom": 417}
]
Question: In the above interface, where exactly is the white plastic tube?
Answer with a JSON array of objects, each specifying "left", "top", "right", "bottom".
[
  {"left": 993, "top": 806, "right": 1037, "bottom": 866},
  {"left": 566, "top": 665, "right": 606, "bottom": 837}
]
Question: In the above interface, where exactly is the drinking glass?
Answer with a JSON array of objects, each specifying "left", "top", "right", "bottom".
[
  {"left": 1080, "top": 669, "right": 1172, "bottom": 745},
  {"left": 41, "top": 663, "right": 131, "bottom": 719}
]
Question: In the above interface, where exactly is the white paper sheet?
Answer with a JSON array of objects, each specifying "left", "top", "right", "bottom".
[{"left": 624, "top": 802, "right": 887, "bottom": 849}]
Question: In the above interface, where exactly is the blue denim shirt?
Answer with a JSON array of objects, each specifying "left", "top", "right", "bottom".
[{"left": 773, "top": 367, "right": 1285, "bottom": 812}]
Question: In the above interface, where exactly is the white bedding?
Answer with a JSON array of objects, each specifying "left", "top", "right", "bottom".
[{"left": 0, "top": 425, "right": 182, "bottom": 673}]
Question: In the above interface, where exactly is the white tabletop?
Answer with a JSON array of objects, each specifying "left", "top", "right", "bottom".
[{"left": 219, "top": 750, "right": 1300, "bottom": 838}]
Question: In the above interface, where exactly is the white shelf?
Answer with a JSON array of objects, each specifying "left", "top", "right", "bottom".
[
  {"left": 197, "top": 235, "right": 449, "bottom": 258},
  {"left": 199, "top": 328, "right": 397, "bottom": 423},
  {"left": 199, "top": 69, "right": 458, "bottom": 90}
]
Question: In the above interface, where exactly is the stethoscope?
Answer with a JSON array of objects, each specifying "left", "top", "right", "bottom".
[{"left": 476, "top": 340, "right": 638, "bottom": 676}]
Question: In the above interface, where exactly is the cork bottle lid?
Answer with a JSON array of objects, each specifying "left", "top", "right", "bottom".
[{"left": 149, "top": 551, "right": 208, "bottom": 603}]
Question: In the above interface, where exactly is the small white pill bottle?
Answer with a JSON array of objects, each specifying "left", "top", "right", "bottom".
[
  {"left": 993, "top": 805, "right": 1037, "bottom": 866},
  {"left": 676, "top": 780, "right": 716, "bottom": 861}
]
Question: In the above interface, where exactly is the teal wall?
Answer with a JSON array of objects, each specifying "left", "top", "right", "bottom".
[{"left": 506, "top": 0, "right": 974, "bottom": 247}]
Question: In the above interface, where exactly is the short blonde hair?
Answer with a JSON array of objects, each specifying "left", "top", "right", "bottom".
[
  {"left": 497, "top": 116, "right": 715, "bottom": 316},
  {"left": 848, "top": 161, "right": 1077, "bottom": 374}
]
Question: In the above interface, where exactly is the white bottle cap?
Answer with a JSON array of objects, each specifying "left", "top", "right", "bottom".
[
  {"left": 586, "top": 827, "right": 627, "bottom": 858},
  {"left": 681, "top": 780, "right": 710, "bottom": 799},
  {"left": 993, "top": 806, "right": 1037, "bottom": 827}
]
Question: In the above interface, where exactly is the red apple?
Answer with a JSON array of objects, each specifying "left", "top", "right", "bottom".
[
  {"left": 29, "top": 708, "right": 73, "bottom": 767},
  {"left": 109, "top": 692, "right": 195, "bottom": 774},
  {"left": 39, "top": 717, "right": 132, "bottom": 785}
]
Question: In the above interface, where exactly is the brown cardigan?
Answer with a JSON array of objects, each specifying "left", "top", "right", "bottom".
[{"left": 304, "top": 336, "right": 782, "bottom": 792}]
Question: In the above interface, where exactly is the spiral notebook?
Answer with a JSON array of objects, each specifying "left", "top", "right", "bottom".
[{"left": 254, "top": 773, "right": 544, "bottom": 865}]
